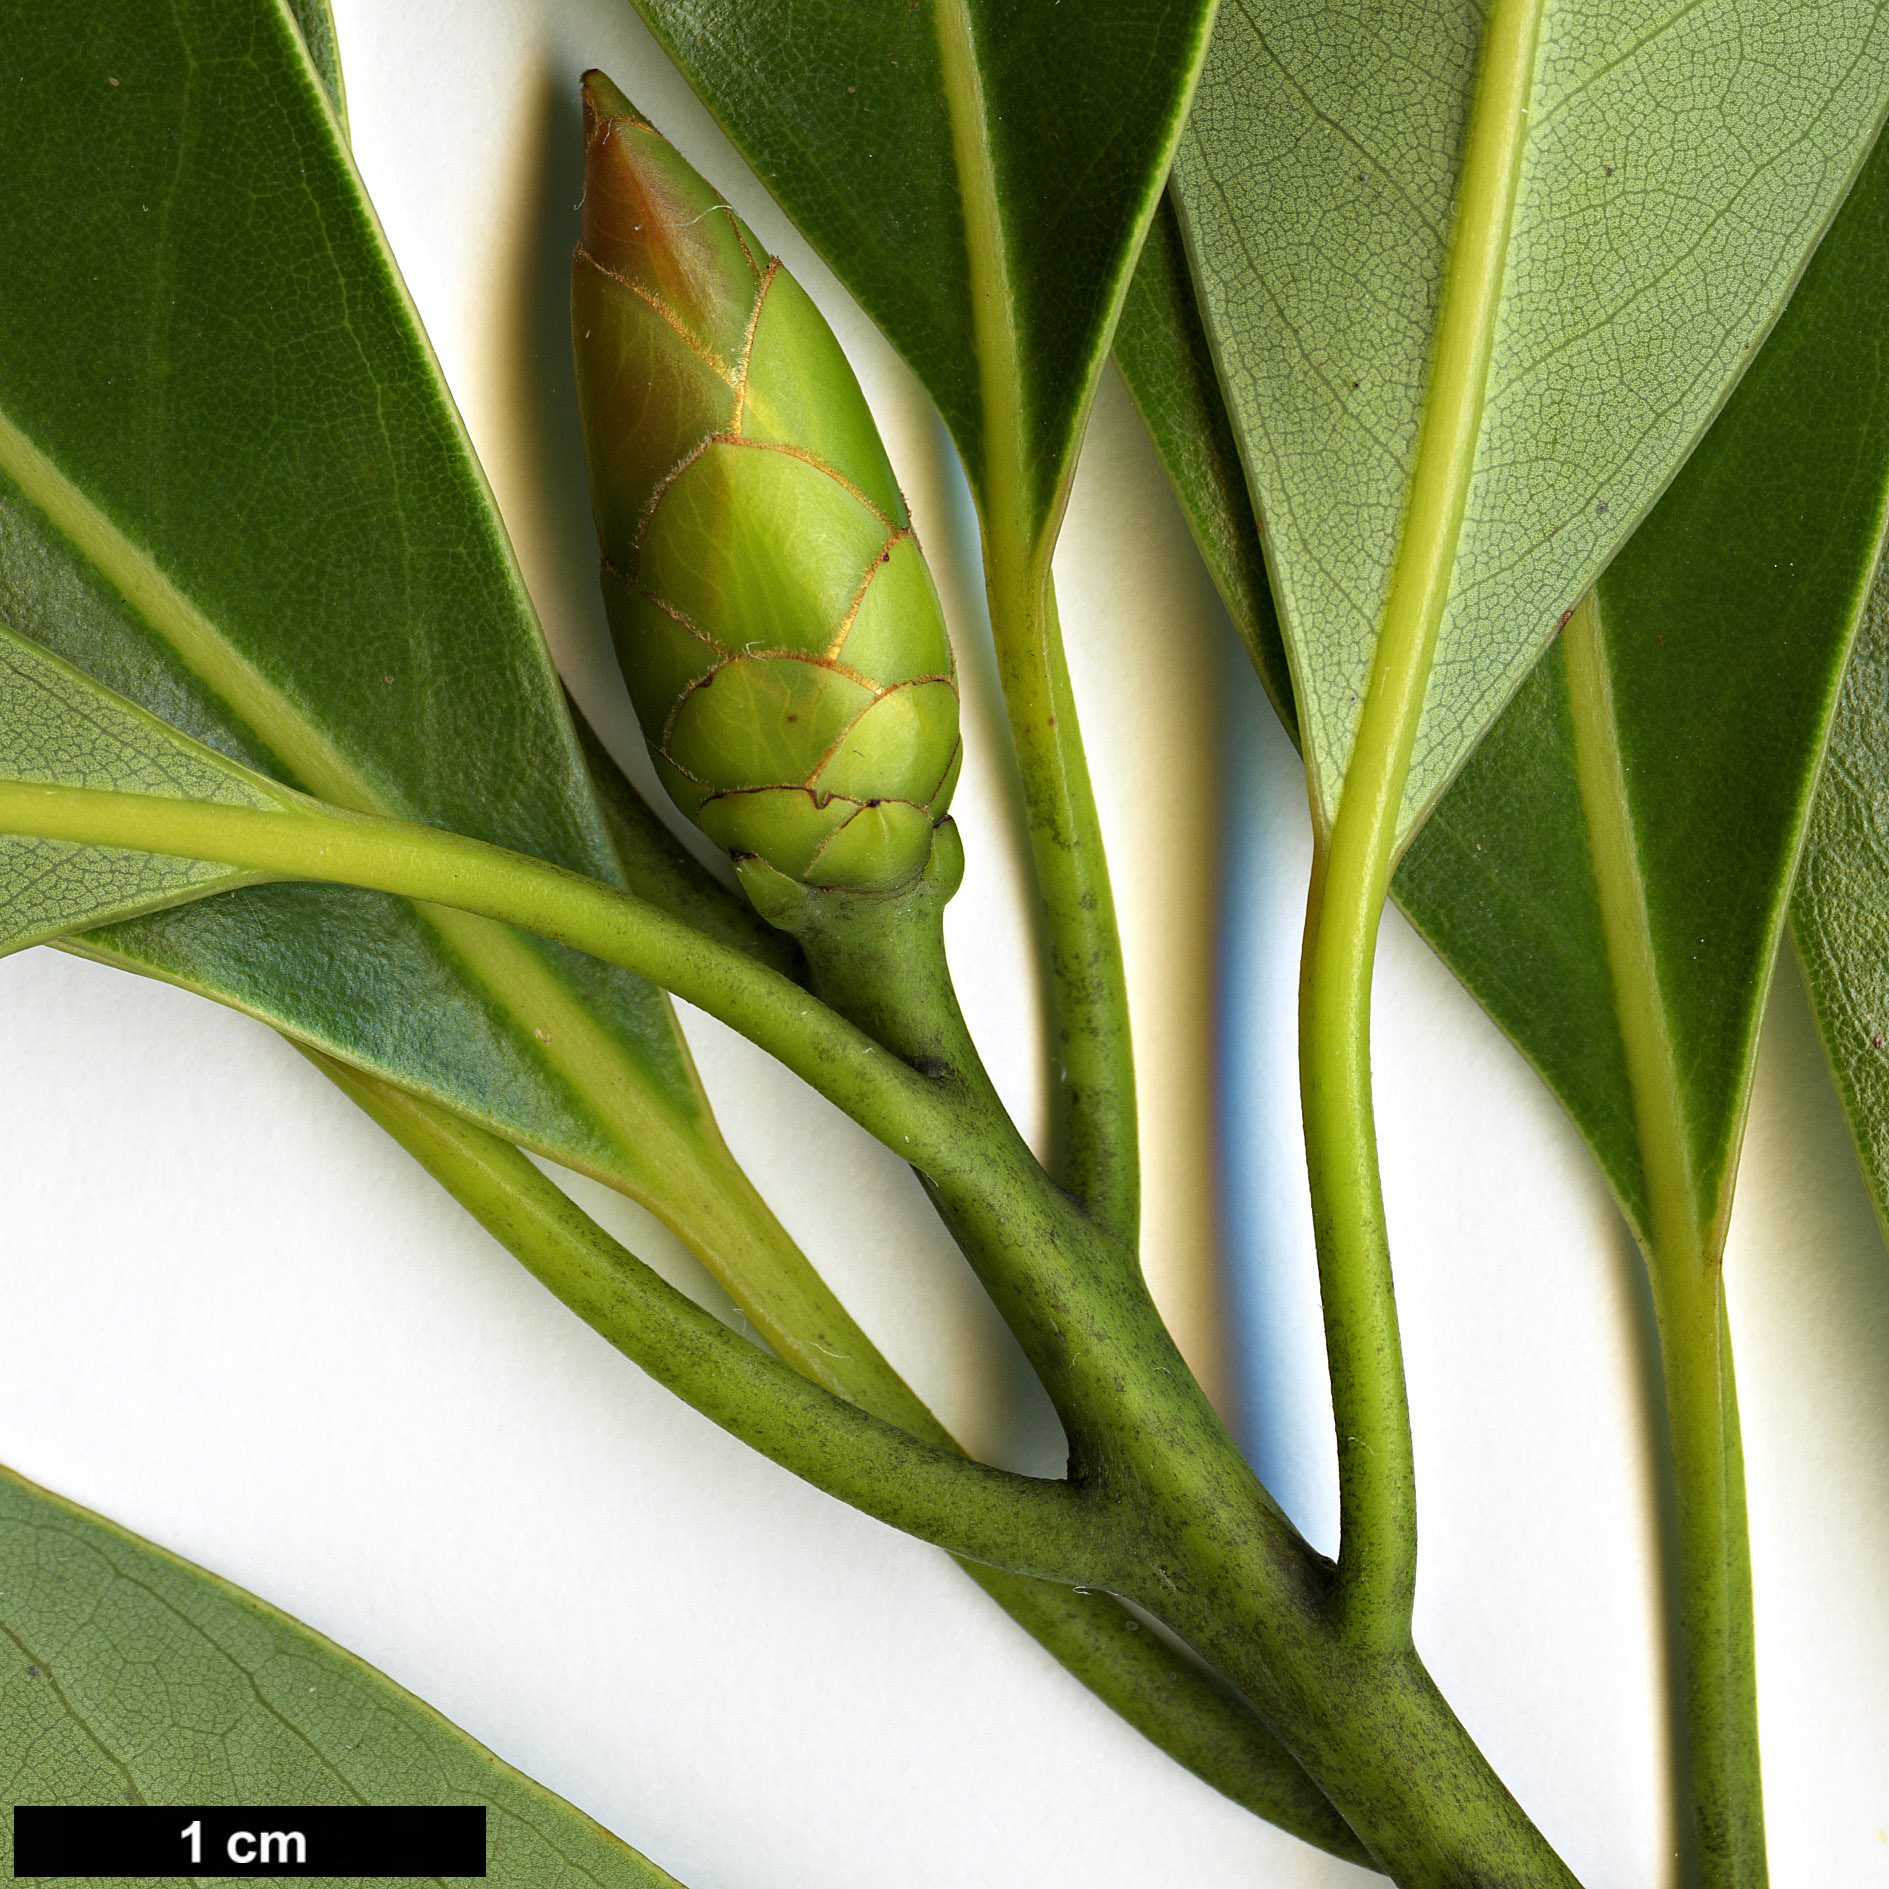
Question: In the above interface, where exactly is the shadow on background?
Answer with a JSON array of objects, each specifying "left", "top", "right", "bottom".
[{"left": 1216, "top": 636, "right": 1337, "bottom": 1554}]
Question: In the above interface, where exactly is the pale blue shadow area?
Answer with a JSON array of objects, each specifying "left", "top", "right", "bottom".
[{"left": 1216, "top": 634, "right": 1341, "bottom": 1559}]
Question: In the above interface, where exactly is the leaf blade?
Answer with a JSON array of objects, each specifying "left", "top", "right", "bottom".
[
  {"left": 1790, "top": 560, "right": 1889, "bottom": 1244},
  {"left": 0, "top": 1460, "right": 684, "bottom": 1888},
  {"left": 1174, "top": 0, "right": 1889, "bottom": 838},
  {"left": 0, "top": 0, "right": 714, "bottom": 1201},
  {"left": 1130, "top": 72, "right": 1889, "bottom": 1254},
  {"left": 0, "top": 623, "right": 285, "bottom": 954},
  {"left": 628, "top": 0, "right": 1217, "bottom": 539},
  {"left": 1397, "top": 106, "right": 1889, "bottom": 1246}
]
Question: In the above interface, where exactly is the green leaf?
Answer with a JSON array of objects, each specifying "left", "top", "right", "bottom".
[
  {"left": 0, "top": 623, "right": 289, "bottom": 953},
  {"left": 1172, "top": 1, "right": 1889, "bottom": 839},
  {"left": 1791, "top": 558, "right": 1889, "bottom": 1244},
  {"left": 1129, "top": 56, "right": 1889, "bottom": 1260},
  {"left": 1394, "top": 121, "right": 1889, "bottom": 1256},
  {"left": 625, "top": 0, "right": 1216, "bottom": 544},
  {"left": 0, "top": 1460, "right": 684, "bottom": 1888},
  {"left": 0, "top": 0, "right": 730, "bottom": 1219},
  {"left": 283, "top": 0, "right": 347, "bottom": 128},
  {"left": 1138, "top": 63, "right": 1889, "bottom": 1881}
]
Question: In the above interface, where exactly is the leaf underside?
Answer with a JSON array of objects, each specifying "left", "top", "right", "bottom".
[
  {"left": 1174, "top": 0, "right": 1889, "bottom": 839},
  {"left": 0, "top": 1462, "right": 683, "bottom": 1888},
  {"left": 1125, "top": 82, "right": 1889, "bottom": 1251},
  {"left": 0, "top": 624, "right": 285, "bottom": 951},
  {"left": 1398, "top": 105, "right": 1889, "bottom": 1248},
  {"left": 1791, "top": 554, "right": 1889, "bottom": 1245}
]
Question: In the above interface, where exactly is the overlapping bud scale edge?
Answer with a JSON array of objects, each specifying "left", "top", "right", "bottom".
[{"left": 573, "top": 71, "right": 961, "bottom": 894}]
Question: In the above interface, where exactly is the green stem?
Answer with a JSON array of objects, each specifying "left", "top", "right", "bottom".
[
  {"left": 747, "top": 835, "right": 1581, "bottom": 1886},
  {"left": 1298, "top": 0, "right": 1542, "bottom": 1645},
  {"left": 637, "top": 1125, "right": 924, "bottom": 1410},
  {"left": 934, "top": 0, "right": 1137, "bottom": 1245},
  {"left": 292, "top": 700, "right": 1372, "bottom": 1854},
  {"left": 742, "top": 830, "right": 1255, "bottom": 1495},
  {"left": 315, "top": 1046, "right": 1106, "bottom": 1582},
  {"left": 1656, "top": 1280, "right": 1765, "bottom": 1889},
  {"left": 1565, "top": 593, "right": 1765, "bottom": 1888},
  {"left": 565, "top": 704, "right": 1034, "bottom": 1469},
  {"left": 565, "top": 687, "right": 805, "bottom": 983},
  {"left": 1153, "top": 1607, "right": 1581, "bottom": 1889},
  {"left": 1, "top": 784, "right": 1267, "bottom": 1551},
  {"left": 986, "top": 554, "right": 1140, "bottom": 1245},
  {"left": 950, "top": 1566, "right": 1375, "bottom": 1867},
  {"left": 0, "top": 780, "right": 962, "bottom": 1166},
  {"left": 0, "top": 776, "right": 1193, "bottom": 1534},
  {"left": 552, "top": 714, "right": 866, "bottom": 1400},
  {"left": 241, "top": 780, "right": 1366, "bottom": 1858},
  {"left": 313, "top": 1018, "right": 1374, "bottom": 1866},
  {"left": 12, "top": 781, "right": 1580, "bottom": 1879}
]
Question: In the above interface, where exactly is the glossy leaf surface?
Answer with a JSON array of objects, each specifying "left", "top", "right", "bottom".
[
  {"left": 1127, "top": 100, "right": 1889, "bottom": 1253},
  {"left": 0, "top": 0, "right": 716, "bottom": 1205},
  {"left": 1792, "top": 557, "right": 1889, "bottom": 1243},
  {"left": 626, "top": 0, "right": 1216, "bottom": 538},
  {"left": 1173, "top": 0, "right": 1889, "bottom": 838},
  {"left": 0, "top": 1462, "right": 683, "bottom": 1888}
]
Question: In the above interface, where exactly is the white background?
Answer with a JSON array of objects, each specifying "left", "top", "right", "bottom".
[{"left": 5, "top": 1, "right": 1889, "bottom": 1882}]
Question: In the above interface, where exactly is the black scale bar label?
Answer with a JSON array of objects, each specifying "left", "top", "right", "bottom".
[{"left": 12, "top": 1806, "right": 486, "bottom": 1878}]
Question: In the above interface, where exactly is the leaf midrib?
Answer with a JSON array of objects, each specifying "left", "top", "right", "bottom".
[
  {"left": 0, "top": 404, "right": 364, "bottom": 808},
  {"left": 931, "top": 0, "right": 1218, "bottom": 566},
  {"left": 934, "top": 0, "right": 1025, "bottom": 550},
  {"left": 1326, "top": 0, "right": 1543, "bottom": 854},
  {"left": 0, "top": 399, "right": 711, "bottom": 1183},
  {"left": 1564, "top": 591, "right": 1702, "bottom": 1273}
]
